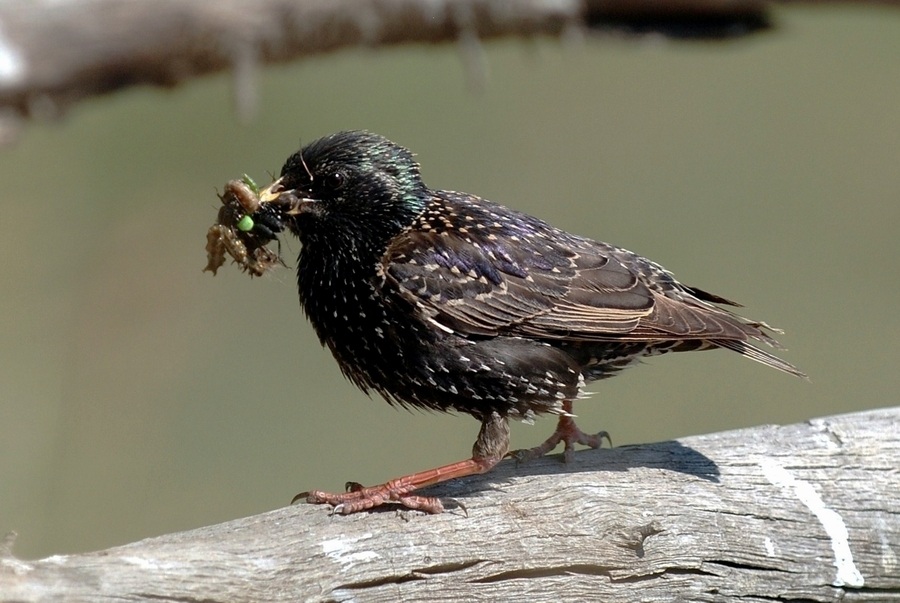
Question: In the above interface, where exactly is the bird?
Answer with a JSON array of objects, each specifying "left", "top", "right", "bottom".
[{"left": 247, "top": 130, "right": 805, "bottom": 514}]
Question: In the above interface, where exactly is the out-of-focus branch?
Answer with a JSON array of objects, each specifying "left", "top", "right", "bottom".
[
  {"left": 0, "top": 0, "right": 896, "bottom": 145},
  {"left": 1, "top": 0, "right": 578, "bottom": 144}
]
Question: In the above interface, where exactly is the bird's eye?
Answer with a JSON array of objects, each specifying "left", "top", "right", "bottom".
[{"left": 324, "top": 171, "right": 346, "bottom": 191}]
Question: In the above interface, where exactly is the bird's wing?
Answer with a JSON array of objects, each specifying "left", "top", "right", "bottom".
[
  {"left": 383, "top": 224, "right": 651, "bottom": 337},
  {"left": 380, "top": 199, "right": 765, "bottom": 344}
]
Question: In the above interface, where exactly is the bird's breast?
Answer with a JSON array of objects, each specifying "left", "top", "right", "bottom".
[{"left": 297, "top": 248, "right": 431, "bottom": 390}]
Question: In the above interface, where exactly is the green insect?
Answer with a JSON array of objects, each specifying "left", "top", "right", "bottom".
[
  {"left": 204, "top": 175, "right": 288, "bottom": 277},
  {"left": 236, "top": 214, "right": 255, "bottom": 232},
  {"left": 240, "top": 174, "right": 260, "bottom": 196}
]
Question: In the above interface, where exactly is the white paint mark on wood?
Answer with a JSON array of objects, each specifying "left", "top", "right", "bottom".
[
  {"left": 251, "top": 557, "right": 278, "bottom": 571},
  {"left": 122, "top": 556, "right": 158, "bottom": 570},
  {"left": 122, "top": 556, "right": 181, "bottom": 571},
  {"left": 764, "top": 536, "right": 776, "bottom": 557},
  {"left": 760, "top": 459, "right": 864, "bottom": 587},
  {"left": 321, "top": 533, "right": 380, "bottom": 567},
  {"left": 878, "top": 518, "right": 898, "bottom": 574},
  {"left": 881, "top": 540, "right": 898, "bottom": 574}
]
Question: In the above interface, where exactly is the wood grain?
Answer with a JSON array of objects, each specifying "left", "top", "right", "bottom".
[{"left": 2, "top": 407, "right": 898, "bottom": 602}]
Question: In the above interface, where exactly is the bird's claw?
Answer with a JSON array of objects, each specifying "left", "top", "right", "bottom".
[
  {"left": 510, "top": 421, "right": 611, "bottom": 464},
  {"left": 301, "top": 485, "right": 446, "bottom": 515}
]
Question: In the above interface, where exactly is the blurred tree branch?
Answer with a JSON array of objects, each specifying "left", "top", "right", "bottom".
[
  {"left": 2, "top": 407, "right": 899, "bottom": 601},
  {"left": 0, "top": 0, "right": 896, "bottom": 145}
]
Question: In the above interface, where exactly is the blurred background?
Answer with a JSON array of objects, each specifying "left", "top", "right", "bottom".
[{"left": 1, "top": 5, "right": 898, "bottom": 560}]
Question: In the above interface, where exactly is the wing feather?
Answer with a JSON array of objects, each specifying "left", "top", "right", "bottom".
[{"left": 381, "top": 192, "right": 798, "bottom": 378}]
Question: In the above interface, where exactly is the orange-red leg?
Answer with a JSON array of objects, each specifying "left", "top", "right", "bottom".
[
  {"left": 296, "top": 412, "right": 510, "bottom": 514},
  {"left": 514, "top": 400, "right": 610, "bottom": 463}
]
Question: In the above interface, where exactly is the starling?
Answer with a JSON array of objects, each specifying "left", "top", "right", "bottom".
[{"left": 235, "top": 130, "right": 804, "bottom": 514}]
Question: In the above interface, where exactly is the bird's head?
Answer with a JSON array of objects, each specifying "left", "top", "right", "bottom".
[{"left": 274, "top": 131, "right": 428, "bottom": 247}]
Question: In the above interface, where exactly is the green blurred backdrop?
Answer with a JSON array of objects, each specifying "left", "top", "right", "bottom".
[{"left": 1, "top": 7, "right": 898, "bottom": 560}]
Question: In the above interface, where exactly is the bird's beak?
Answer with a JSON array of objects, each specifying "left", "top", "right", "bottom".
[
  {"left": 282, "top": 196, "right": 318, "bottom": 215},
  {"left": 258, "top": 177, "right": 286, "bottom": 204},
  {"left": 258, "top": 177, "right": 317, "bottom": 215}
]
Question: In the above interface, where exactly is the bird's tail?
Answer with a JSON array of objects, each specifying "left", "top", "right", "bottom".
[{"left": 711, "top": 338, "right": 808, "bottom": 379}]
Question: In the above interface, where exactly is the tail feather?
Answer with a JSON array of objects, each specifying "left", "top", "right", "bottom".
[{"left": 712, "top": 338, "right": 807, "bottom": 379}]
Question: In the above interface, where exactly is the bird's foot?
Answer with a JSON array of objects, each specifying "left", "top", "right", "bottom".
[
  {"left": 292, "top": 454, "right": 501, "bottom": 515},
  {"left": 297, "top": 480, "right": 446, "bottom": 514},
  {"left": 294, "top": 414, "right": 508, "bottom": 515},
  {"left": 512, "top": 413, "right": 611, "bottom": 464}
]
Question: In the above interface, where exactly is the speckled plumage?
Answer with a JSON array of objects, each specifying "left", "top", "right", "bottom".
[
  {"left": 278, "top": 131, "right": 801, "bottom": 418},
  {"left": 262, "top": 130, "right": 803, "bottom": 513}
]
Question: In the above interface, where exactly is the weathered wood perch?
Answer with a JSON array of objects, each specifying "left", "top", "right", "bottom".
[{"left": 2, "top": 407, "right": 898, "bottom": 602}]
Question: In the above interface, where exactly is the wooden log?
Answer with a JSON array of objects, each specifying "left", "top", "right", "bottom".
[{"left": 2, "top": 407, "right": 898, "bottom": 602}]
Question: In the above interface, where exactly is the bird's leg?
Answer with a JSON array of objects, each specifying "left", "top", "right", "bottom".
[
  {"left": 513, "top": 400, "right": 610, "bottom": 463},
  {"left": 299, "top": 413, "right": 509, "bottom": 514}
]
